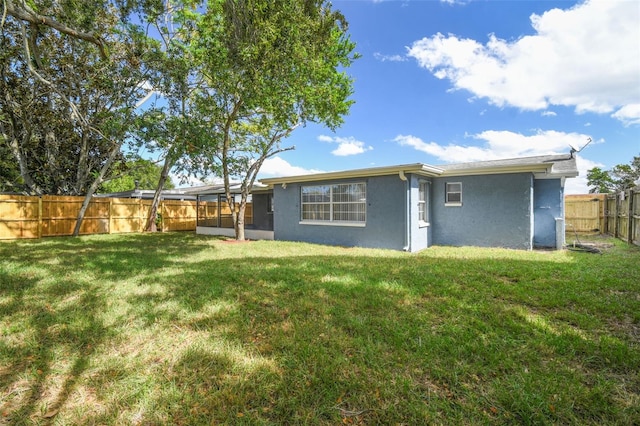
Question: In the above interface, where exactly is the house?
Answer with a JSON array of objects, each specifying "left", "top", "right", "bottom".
[
  {"left": 262, "top": 153, "right": 577, "bottom": 251},
  {"left": 195, "top": 182, "right": 275, "bottom": 240},
  {"left": 196, "top": 153, "right": 578, "bottom": 251},
  {"left": 95, "top": 188, "right": 197, "bottom": 201}
]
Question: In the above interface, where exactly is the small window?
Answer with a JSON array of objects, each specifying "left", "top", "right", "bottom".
[
  {"left": 418, "top": 181, "right": 428, "bottom": 223},
  {"left": 445, "top": 182, "right": 462, "bottom": 205}
]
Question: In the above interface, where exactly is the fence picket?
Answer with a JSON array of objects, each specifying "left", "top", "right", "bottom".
[{"left": 0, "top": 195, "right": 254, "bottom": 240}]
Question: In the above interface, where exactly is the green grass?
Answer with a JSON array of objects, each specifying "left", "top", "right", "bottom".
[{"left": 1, "top": 233, "right": 639, "bottom": 425}]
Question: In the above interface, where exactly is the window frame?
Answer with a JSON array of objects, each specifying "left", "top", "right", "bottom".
[
  {"left": 418, "top": 181, "right": 429, "bottom": 226},
  {"left": 445, "top": 182, "right": 462, "bottom": 206},
  {"left": 300, "top": 182, "right": 366, "bottom": 227},
  {"left": 266, "top": 193, "right": 274, "bottom": 214}
]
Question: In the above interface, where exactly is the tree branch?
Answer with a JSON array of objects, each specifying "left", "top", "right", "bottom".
[{"left": 4, "top": 0, "right": 107, "bottom": 59}]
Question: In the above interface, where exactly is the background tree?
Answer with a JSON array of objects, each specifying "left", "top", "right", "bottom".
[
  {"left": 2, "top": 0, "right": 107, "bottom": 57},
  {"left": 0, "top": 1, "right": 158, "bottom": 234},
  {"left": 587, "top": 155, "right": 640, "bottom": 193},
  {"left": 98, "top": 158, "right": 176, "bottom": 193},
  {"left": 127, "top": 1, "right": 209, "bottom": 232},
  {"left": 586, "top": 167, "right": 616, "bottom": 194},
  {"left": 193, "top": 0, "right": 357, "bottom": 240}
]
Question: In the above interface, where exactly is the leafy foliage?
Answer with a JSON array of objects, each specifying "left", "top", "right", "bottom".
[
  {"left": 0, "top": 1, "right": 156, "bottom": 195},
  {"left": 98, "top": 158, "right": 176, "bottom": 193},
  {"left": 1, "top": 0, "right": 357, "bottom": 238},
  {"left": 192, "top": 0, "right": 358, "bottom": 239},
  {"left": 587, "top": 155, "right": 640, "bottom": 193}
]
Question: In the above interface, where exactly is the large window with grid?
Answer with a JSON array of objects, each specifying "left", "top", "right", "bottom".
[
  {"left": 301, "top": 183, "right": 366, "bottom": 224},
  {"left": 418, "top": 181, "right": 428, "bottom": 223}
]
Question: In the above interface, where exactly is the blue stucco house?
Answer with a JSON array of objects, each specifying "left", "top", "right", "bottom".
[{"left": 256, "top": 154, "right": 578, "bottom": 252}]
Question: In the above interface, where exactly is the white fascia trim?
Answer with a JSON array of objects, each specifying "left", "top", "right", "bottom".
[
  {"left": 442, "top": 164, "right": 550, "bottom": 177},
  {"left": 260, "top": 163, "right": 444, "bottom": 187}
]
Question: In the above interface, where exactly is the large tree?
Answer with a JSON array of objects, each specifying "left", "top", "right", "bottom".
[
  {"left": 98, "top": 158, "right": 176, "bottom": 193},
  {"left": 2, "top": 0, "right": 107, "bottom": 57},
  {"left": 1, "top": 1, "right": 157, "bottom": 234},
  {"left": 587, "top": 155, "right": 640, "bottom": 193},
  {"left": 193, "top": 0, "right": 357, "bottom": 240},
  {"left": 130, "top": 1, "right": 210, "bottom": 232}
]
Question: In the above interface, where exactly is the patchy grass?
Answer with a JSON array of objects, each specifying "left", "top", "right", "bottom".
[{"left": 1, "top": 233, "right": 638, "bottom": 425}]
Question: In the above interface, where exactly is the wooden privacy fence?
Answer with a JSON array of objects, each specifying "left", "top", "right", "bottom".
[
  {"left": 0, "top": 195, "right": 242, "bottom": 240},
  {"left": 605, "top": 189, "right": 640, "bottom": 246},
  {"left": 564, "top": 194, "right": 607, "bottom": 234}
]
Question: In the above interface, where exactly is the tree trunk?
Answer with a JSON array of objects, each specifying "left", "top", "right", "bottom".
[
  {"left": 8, "top": 134, "right": 42, "bottom": 195},
  {"left": 75, "top": 130, "right": 90, "bottom": 194},
  {"left": 145, "top": 155, "right": 173, "bottom": 232},
  {"left": 72, "top": 141, "right": 121, "bottom": 236},
  {"left": 236, "top": 201, "right": 246, "bottom": 241}
]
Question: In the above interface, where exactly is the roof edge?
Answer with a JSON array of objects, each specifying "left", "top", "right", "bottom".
[{"left": 260, "top": 163, "right": 444, "bottom": 186}]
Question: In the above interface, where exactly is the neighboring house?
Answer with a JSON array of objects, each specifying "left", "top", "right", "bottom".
[
  {"left": 196, "top": 153, "right": 578, "bottom": 251},
  {"left": 261, "top": 154, "right": 577, "bottom": 251},
  {"left": 96, "top": 188, "right": 197, "bottom": 201}
]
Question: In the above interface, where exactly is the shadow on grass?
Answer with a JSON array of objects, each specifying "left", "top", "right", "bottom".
[
  {"left": 0, "top": 233, "right": 213, "bottom": 424},
  {"left": 1, "top": 234, "right": 639, "bottom": 424}
]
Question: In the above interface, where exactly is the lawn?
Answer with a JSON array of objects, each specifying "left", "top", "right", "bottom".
[{"left": 1, "top": 233, "right": 639, "bottom": 425}]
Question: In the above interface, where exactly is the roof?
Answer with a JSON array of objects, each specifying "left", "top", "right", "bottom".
[
  {"left": 260, "top": 163, "right": 444, "bottom": 185},
  {"left": 435, "top": 153, "right": 578, "bottom": 178},
  {"left": 190, "top": 182, "right": 271, "bottom": 195},
  {"left": 260, "top": 153, "right": 578, "bottom": 186},
  {"left": 95, "top": 189, "right": 196, "bottom": 200}
]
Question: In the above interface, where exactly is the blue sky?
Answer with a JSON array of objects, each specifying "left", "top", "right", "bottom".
[{"left": 253, "top": 0, "right": 640, "bottom": 194}]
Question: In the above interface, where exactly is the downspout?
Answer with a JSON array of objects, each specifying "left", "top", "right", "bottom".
[{"left": 399, "top": 171, "right": 410, "bottom": 251}]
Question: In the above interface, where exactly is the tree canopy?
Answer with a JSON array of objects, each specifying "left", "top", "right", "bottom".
[
  {"left": 587, "top": 155, "right": 640, "bottom": 193},
  {"left": 99, "top": 158, "right": 176, "bottom": 193},
  {"left": 192, "top": 0, "right": 357, "bottom": 239},
  {"left": 1, "top": 0, "right": 357, "bottom": 238},
  {"left": 1, "top": 1, "right": 155, "bottom": 196}
]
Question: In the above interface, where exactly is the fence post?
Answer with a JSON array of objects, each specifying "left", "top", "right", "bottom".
[
  {"left": 613, "top": 193, "right": 619, "bottom": 238},
  {"left": 108, "top": 198, "right": 113, "bottom": 234},
  {"left": 603, "top": 196, "right": 608, "bottom": 235},
  {"left": 37, "top": 196, "right": 43, "bottom": 239},
  {"left": 161, "top": 200, "right": 166, "bottom": 232},
  {"left": 139, "top": 198, "right": 143, "bottom": 233},
  {"left": 627, "top": 189, "right": 634, "bottom": 244}
]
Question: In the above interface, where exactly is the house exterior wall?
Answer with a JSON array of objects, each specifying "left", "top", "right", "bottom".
[
  {"left": 533, "top": 179, "right": 564, "bottom": 248},
  {"left": 272, "top": 175, "right": 407, "bottom": 250},
  {"left": 430, "top": 173, "right": 534, "bottom": 249}
]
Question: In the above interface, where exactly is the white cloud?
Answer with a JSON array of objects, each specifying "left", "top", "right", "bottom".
[
  {"left": 541, "top": 111, "right": 557, "bottom": 117},
  {"left": 564, "top": 155, "right": 603, "bottom": 195},
  {"left": 440, "top": 0, "right": 469, "bottom": 5},
  {"left": 319, "top": 135, "right": 373, "bottom": 156},
  {"left": 394, "top": 129, "right": 599, "bottom": 194},
  {"left": 394, "top": 134, "right": 495, "bottom": 162},
  {"left": 259, "top": 156, "right": 325, "bottom": 177},
  {"left": 611, "top": 104, "right": 640, "bottom": 126},
  {"left": 373, "top": 52, "right": 407, "bottom": 62},
  {"left": 394, "top": 129, "right": 594, "bottom": 162},
  {"left": 406, "top": 0, "right": 640, "bottom": 125}
]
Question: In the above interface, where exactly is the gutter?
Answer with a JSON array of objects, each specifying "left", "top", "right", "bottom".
[{"left": 399, "top": 171, "right": 411, "bottom": 251}]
